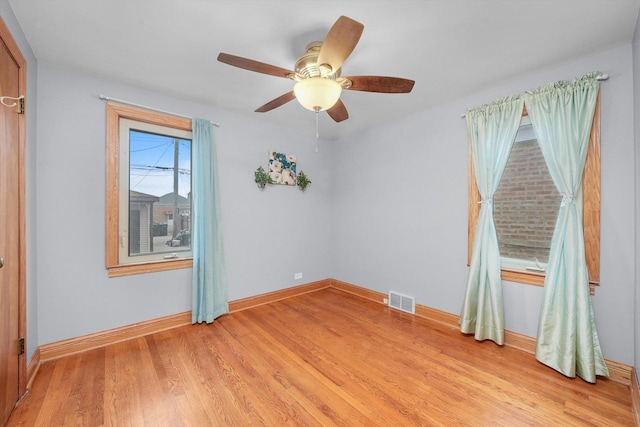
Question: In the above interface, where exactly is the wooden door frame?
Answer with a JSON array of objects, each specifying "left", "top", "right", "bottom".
[{"left": 0, "top": 16, "right": 27, "bottom": 397}]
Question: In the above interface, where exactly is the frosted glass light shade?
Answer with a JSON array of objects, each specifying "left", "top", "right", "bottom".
[{"left": 293, "top": 77, "right": 342, "bottom": 111}]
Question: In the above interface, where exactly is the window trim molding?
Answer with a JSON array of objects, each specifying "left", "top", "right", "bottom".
[
  {"left": 105, "top": 102, "right": 193, "bottom": 277},
  {"left": 467, "top": 94, "right": 601, "bottom": 293}
]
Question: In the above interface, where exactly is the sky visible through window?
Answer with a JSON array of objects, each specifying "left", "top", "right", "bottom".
[{"left": 129, "top": 130, "right": 191, "bottom": 198}]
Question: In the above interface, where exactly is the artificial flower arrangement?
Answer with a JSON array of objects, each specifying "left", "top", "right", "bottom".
[
  {"left": 296, "top": 171, "right": 311, "bottom": 191},
  {"left": 254, "top": 166, "right": 273, "bottom": 189}
]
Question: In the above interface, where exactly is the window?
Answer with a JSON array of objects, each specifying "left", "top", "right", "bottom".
[
  {"left": 106, "top": 103, "right": 193, "bottom": 277},
  {"left": 493, "top": 116, "right": 558, "bottom": 273},
  {"left": 468, "top": 97, "right": 601, "bottom": 293}
]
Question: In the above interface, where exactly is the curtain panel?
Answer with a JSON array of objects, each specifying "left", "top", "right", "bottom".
[
  {"left": 191, "top": 118, "right": 228, "bottom": 324},
  {"left": 460, "top": 96, "right": 524, "bottom": 345},
  {"left": 524, "top": 72, "right": 607, "bottom": 383}
]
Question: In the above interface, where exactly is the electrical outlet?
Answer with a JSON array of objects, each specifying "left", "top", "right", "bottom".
[
  {"left": 294, "top": 272, "right": 302, "bottom": 280},
  {"left": 383, "top": 298, "right": 389, "bottom": 304}
]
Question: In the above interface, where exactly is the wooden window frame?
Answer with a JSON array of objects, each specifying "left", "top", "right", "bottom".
[
  {"left": 468, "top": 94, "right": 600, "bottom": 294},
  {"left": 105, "top": 103, "right": 193, "bottom": 277}
]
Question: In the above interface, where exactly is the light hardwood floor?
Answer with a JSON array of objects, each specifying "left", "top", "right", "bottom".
[{"left": 7, "top": 288, "right": 634, "bottom": 426}]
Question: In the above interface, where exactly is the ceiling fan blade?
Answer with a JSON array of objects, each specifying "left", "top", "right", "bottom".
[
  {"left": 317, "top": 16, "right": 364, "bottom": 75},
  {"left": 344, "top": 76, "right": 415, "bottom": 93},
  {"left": 326, "top": 99, "right": 349, "bottom": 122},
  {"left": 217, "top": 53, "right": 294, "bottom": 79},
  {"left": 255, "top": 91, "right": 296, "bottom": 113}
]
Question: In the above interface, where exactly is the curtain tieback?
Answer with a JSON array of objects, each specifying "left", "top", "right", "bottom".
[
  {"left": 561, "top": 193, "right": 575, "bottom": 206},
  {"left": 478, "top": 199, "right": 492, "bottom": 205}
]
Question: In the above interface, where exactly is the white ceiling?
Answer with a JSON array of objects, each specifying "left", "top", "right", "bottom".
[{"left": 8, "top": 0, "right": 640, "bottom": 140}]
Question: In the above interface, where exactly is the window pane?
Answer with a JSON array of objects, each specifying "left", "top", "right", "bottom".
[
  {"left": 129, "top": 130, "right": 191, "bottom": 257},
  {"left": 494, "top": 124, "right": 558, "bottom": 267}
]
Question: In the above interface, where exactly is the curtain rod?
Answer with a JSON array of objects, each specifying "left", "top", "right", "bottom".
[
  {"left": 460, "top": 73, "right": 609, "bottom": 118},
  {"left": 99, "top": 94, "right": 220, "bottom": 127}
]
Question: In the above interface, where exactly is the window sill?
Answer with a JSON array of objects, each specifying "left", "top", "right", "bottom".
[
  {"left": 501, "top": 268, "right": 545, "bottom": 286},
  {"left": 500, "top": 268, "right": 597, "bottom": 295},
  {"left": 107, "top": 258, "right": 193, "bottom": 278}
]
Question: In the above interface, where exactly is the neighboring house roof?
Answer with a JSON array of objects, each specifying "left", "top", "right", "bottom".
[
  {"left": 157, "top": 192, "right": 190, "bottom": 205},
  {"left": 129, "top": 190, "right": 160, "bottom": 203}
]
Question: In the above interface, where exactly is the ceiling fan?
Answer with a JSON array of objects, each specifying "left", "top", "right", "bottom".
[{"left": 217, "top": 16, "right": 415, "bottom": 123}]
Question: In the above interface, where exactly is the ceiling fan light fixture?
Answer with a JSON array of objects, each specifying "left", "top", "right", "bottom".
[
  {"left": 218, "top": 16, "right": 414, "bottom": 121},
  {"left": 293, "top": 77, "right": 342, "bottom": 112}
]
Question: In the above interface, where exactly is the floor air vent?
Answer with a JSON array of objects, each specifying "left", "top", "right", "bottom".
[{"left": 388, "top": 291, "right": 415, "bottom": 314}]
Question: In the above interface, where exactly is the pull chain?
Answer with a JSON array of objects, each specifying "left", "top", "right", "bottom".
[{"left": 315, "top": 110, "right": 319, "bottom": 153}]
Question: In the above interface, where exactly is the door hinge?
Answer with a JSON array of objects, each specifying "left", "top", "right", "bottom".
[
  {"left": 18, "top": 337, "right": 25, "bottom": 355},
  {"left": 18, "top": 97, "right": 25, "bottom": 115}
]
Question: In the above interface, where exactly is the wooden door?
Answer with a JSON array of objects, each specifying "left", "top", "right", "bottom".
[{"left": 0, "top": 17, "right": 26, "bottom": 426}]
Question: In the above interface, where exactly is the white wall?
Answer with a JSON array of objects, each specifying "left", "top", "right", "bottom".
[
  {"left": 633, "top": 12, "right": 640, "bottom": 377},
  {"left": 3, "top": 0, "right": 638, "bottom": 370},
  {"left": 332, "top": 45, "right": 636, "bottom": 365},
  {"left": 0, "top": 0, "right": 38, "bottom": 361},
  {"left": 35, "top": 62, "right": 333, "bottom": 345}
]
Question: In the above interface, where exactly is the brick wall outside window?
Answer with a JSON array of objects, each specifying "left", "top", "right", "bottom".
[{"left": 493, "top": 139, "right": 559, "bottom": 263}]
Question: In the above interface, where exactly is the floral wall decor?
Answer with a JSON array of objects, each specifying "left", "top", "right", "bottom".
[{"left": 269, "top": 151, "right": 297, "bottom": 185}]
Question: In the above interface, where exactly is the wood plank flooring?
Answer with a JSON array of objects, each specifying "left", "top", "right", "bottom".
[{"left": 7, "top": 288, "right": 634, "bottom": 426}]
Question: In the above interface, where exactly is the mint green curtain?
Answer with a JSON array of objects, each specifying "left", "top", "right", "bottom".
[
  {"left": 525, "top": 72, "right": 607, "bottom": 382},
  {"left": 191, "top": 118, "right": 228, "bottom": 323},
  {"left": 460, "top": 96, "right": 524, "bottom": 344}
]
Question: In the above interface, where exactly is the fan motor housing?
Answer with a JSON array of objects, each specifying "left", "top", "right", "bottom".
[{"left": 295, "top": 42, "right": 340, "bottom": 79}]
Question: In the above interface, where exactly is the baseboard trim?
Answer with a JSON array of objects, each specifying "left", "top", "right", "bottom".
[
  {"left": 631, "top": 368, "right": 640, "bottom": 426},
  {"left": 229, "top": 279, "right": 331, "bottom": 313},
  {"left": 328, "top": 280, "right": 633, "bottom": 387},
  {"left": 37, "top": 279, "right": 332, "bottom": 364},
  {"left": 33, "top": 278, "right": 634, "bottom": 388},
  {"left": 39, "top": 311, "right": 192, "bottom": 362},
  {"left": 25, "top": 347, "right": 40, "bottom": 391},
  {"left": 330, "top": 279, "right": 387, "bottom": 304}
]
